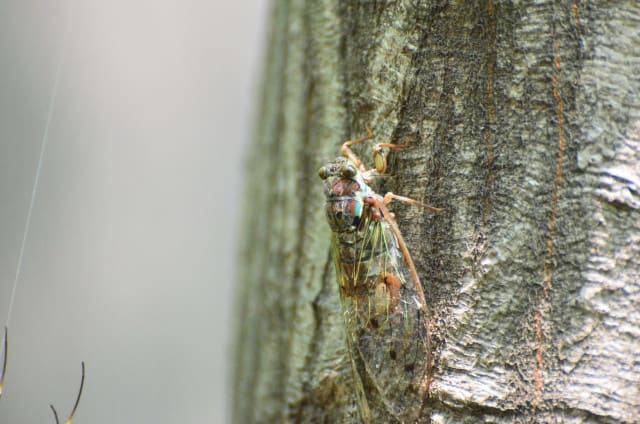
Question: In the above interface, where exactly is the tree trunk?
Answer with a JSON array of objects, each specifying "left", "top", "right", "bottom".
[{"left": 232, "top": 1, "right": 640, "bottom": 422}]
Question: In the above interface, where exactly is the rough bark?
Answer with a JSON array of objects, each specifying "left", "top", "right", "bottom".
[{"left": 232, "top": 1, "right": 640, "bottom": 423}]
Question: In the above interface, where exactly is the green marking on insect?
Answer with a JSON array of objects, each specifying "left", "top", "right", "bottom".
[{"left": 319, "top": 129, "right": 442, "bottom": 423}]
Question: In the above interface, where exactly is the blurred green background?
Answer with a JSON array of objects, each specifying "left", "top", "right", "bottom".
[{"left": 0, "top": 1, "right": 266, "bottom": 422}]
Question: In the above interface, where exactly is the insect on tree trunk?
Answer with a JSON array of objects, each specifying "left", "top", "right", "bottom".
[{"left": 232, "top": 2, "right": 640, "bottom": 423}]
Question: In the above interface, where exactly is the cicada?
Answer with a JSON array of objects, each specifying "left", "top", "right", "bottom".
[{"left": 318, "top": 131, "right": 441, "bottom": 423}]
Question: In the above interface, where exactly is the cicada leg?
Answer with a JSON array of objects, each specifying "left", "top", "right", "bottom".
[
  {"left": 341, "top": 129, "right": 417, "bottom": 178},
  {"left": 341, "top": 128, "right": 375, "bottom": 173},
  {"left": 370, "top": 133, "right": 415, "bottom": 176}
]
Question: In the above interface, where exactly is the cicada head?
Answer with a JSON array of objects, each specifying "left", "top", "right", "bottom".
[{"left": 318, "top": 157, "right": 366, "bottom": 198}]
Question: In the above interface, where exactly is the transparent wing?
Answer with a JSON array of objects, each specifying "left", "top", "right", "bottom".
[{"left": 333, "top": 216, "right": 430, "bottom": 423}]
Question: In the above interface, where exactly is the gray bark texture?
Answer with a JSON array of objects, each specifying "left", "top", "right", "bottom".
[{"left": 232, "top": 1, "right": 640, "bottom": 423}]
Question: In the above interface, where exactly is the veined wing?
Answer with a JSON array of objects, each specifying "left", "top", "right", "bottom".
[{"left": 332, "top": 214, "right": 430, "bottom": 423}]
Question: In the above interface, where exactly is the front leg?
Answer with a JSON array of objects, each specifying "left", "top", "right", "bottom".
[
  {"left": 370, "top": 133, "right": 414, "bottom": 175},
  {"left": 341, "top": 129, "right": 375, "bottom": 173},
  {"left": 342, "top": 130, "right": 416, "bottom": 176}
]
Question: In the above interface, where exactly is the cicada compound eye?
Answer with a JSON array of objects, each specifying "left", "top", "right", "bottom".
[
  {"left": 340, "top": 164, "right": 357, "bottom": 179},
  {"left": 318, "top": 166, "right": 328, "bottom": 180}
]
